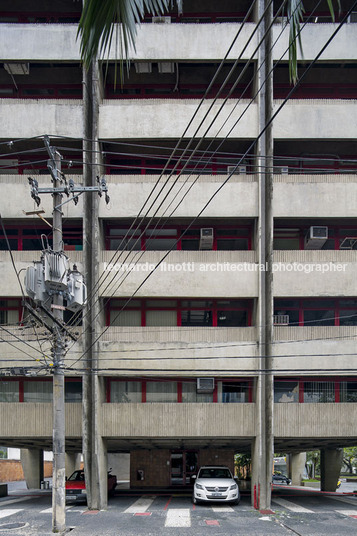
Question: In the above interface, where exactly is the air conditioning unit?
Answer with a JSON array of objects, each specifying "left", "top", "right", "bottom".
[
  {"left": 273, "top": 314, "right": 289, "bottom": 326},
  {"left": 4, "top": 63, "right": 29, "bottom": 75},
  {"left": 280, "top": 166, "right": 289, "bottom": 175},
  {"left": 158, "top": 62, "right": 175, "bottom": 73},
  {"left": 152, "top": 16, "right": 171, "bottom": 23},
  {"left": 199, "top": 228, "right": 214, "bottom": 250},
  {"left": 197, "top": 378, "right": 214, "bottom": 393},
  {"left": 43, "top": 251, "right": 69, "bottom": 292},
  {"left": 348, "top": 11, "right": 357, "bottom": 22},
  {"left": 304, "top": 226, "right": 328, "bottom": 249},
  {"left": 227, "top": 165, "right": 246, "bottom": 175},
  {"left": 134, "top": 62, "right": 152, "bottom": 74}
]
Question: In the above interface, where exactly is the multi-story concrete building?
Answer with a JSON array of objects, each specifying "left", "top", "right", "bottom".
[{"left": 0, "top": 0, "right": 357, "bottom": 509}]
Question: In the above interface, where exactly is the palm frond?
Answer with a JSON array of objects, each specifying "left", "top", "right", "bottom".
[{"left": 77, "top": 0, "right": 171, "bottom": 69}]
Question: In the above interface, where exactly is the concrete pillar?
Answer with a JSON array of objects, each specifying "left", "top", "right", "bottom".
[
  {"left": 321, "top": 448, "right": 343, "bottom": 492},
  {"left": 20, "top": 448, "right": 43, "bottom": 489},
  {"left": 290, "top": 453, "right": 306, "bottom": 486},
  {"left": 65, "top": 453, "right": 81, "bottom": 478}
]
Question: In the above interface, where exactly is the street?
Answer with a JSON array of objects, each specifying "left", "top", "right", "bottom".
[{"left": 0, "top": 484, "right": 356, "bottom": 536}]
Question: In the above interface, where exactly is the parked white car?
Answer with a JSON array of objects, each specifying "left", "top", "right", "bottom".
[{"left": 192, "top": 465, "right": 240, "bottom": 505}]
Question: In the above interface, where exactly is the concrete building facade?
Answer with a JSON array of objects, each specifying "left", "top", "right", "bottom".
[{"left": 0, "top": 0, "right": 357, "bottom": 509}]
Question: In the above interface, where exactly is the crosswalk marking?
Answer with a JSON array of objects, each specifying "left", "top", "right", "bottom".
[
  {"left": 335, "top": 509, "right": 357, "bottom": 517},
  {"left": 124, "top": 496, "right": 155, "bottom": 514},
  {"left": 0, "top": 497, "right": 32, "bottom": 506},
  {"left": 165, "top": 508, "right": 191, "bottom": 527},
  {"left": 272, "top": 498, "right": 314, "bottom": 513},
  {"left": 211, "top": 506, "right": 234, "bottom": 512},
  {"left": 0, "top": 508, "right": 23, "bottom": 519}
]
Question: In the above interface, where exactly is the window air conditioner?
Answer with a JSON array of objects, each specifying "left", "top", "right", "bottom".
[
  {"left": 134, "top": 62, "right": 152, "bottom": 74},
  {"left": 280, "top": 166, "right": 289, "bottom": 175},
  {"left": 273, "top": 314, "right": 289, "bottom": 326},
  {"left": 304, "top": 226, "right": 328, "bottom": 249},
  {"left": 199, "top": 228, "right": 214, "bottom": 250},
  {"left": 227, "top": 165, "right": 246, "bottom": 175},
  {"left": 197, "top": 378, "right": 214, "bottom": 393},
  {"left": 152, "top": 16, "right": 171, "bottom": 23},
  {"left": 348, "top": 11, "right": 357, "bottom": 22},
  {"left": 158, "top": 62, "right": 175, "bottom": 74}
]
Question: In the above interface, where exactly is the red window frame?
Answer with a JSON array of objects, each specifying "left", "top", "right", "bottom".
[
  {"left": 105, "top": 83, "right": 252, "bottom": 100},
  {"left": 107, "top": 298, "right": 253, "bottom": 327},
  {"left": 106, "top": 377, "right": 253, "bottom": 403},
  {"left": 0, "top": 298, "right": 23, "bottom": 324},
  {"left": 274, "top": 83, "right": 357, "bottom": 100},
  {"left": 274, "top": 298, "right": 357, "bottom": 327},
  {"left": 0, "top": 223, "right": 82, "bottom": 251},
  {"left": 0, "top": 84, "right": 83, "bottom": 99},
  {"left": 104, "top": 223, "right": 253, "bottom": 251}
]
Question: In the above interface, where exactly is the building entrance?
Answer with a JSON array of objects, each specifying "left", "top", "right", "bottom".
[{"left": 170, "top": 450, "right": 198, "bottom": 486}]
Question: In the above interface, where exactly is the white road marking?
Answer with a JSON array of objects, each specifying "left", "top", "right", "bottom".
[
  {"left": 211, "top": 506, "right": 234, "bottom": 512},
  {"left": 272, "top": 498, "right": 315, "bottom": 513},
  {"left": 165, "top": 508, "right": 191, "bottom": 527},
  {"left": 0, "top": 508, "right": 22, "bottom": 519},
  {"left": 328, "top": 496, "right": 357, "bottom": 506},
  {"left": 124, "top": 496, "right": 155, "bottom": 514},
  {"left": 335, "top": 509, "right": 357, "bottom": 516}
]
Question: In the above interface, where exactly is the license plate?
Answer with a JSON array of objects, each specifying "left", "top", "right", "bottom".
[{"left": 211, "top": 492, "right": 222, "bottom": 497}]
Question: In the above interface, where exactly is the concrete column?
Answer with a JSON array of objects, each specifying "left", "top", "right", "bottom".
[
  {"left": 20, "top": 448, "right": 43, "bottom": 489},
  {"left": 321, "top": 448, "right": 343, "bottom": 492},
  {"left": 65, "top": 453, "right": 81, "bottom": 478},
  {"left": 290, "top": 453, "right": 306, "bottom": 486}
]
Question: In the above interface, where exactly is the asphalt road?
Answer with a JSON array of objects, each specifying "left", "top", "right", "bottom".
[{"left": 0, "top": 485, "right": 356, "bottom": 536}]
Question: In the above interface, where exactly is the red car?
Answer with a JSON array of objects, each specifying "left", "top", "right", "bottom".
[{"left": 65, "top": 469, "right": 117, "bottom": 503}]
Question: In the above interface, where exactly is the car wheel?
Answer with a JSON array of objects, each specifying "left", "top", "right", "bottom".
[
  {"left": 192, "top": 495, "right": 200, "bottom": 505},
  {"left": 231, "top": 496, "right": 240, "bottom": 506}
]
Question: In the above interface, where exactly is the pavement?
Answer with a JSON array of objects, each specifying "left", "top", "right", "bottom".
[{"left": 0, "top": 480, "right": 356, "bottom": 536}]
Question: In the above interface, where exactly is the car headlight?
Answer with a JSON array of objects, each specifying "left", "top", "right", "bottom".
[
  {"left": 80, "top": 489, "right": 87, "bottom": 494},
  {"left": 229, "top": 484, "right": 238, "bottom": 490},
  {"left": 195, "top": 483, "right": 204, "bottom": 490}
]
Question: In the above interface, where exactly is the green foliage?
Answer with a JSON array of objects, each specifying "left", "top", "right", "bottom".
[
  {"left": 343, "top": 446, "right": 357, "bottom": 474},
  {"left": 0, "top": 447, "right": 7, "bottom": 459}
]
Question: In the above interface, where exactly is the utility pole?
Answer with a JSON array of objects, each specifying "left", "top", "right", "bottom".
[
  {"left": 46, "top": 140, "right": 66, "bottom": 533},
  {"left": 25, "top": 135, "right": 109, "bottom": 533}
]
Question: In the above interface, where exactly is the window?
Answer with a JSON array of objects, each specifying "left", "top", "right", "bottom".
[
  {"left": 146, "top": 381, "right": 178, "bottom": 403},
  {"left": 304, "top": 382, "right": 335, "bottom": 403},
  {"left": 110, "top": 381, "right": 142, "bottom": 403},
  {"left": 0, "top": 224, "right": 82, "bottom": 251},
  {"left": 274, "top": 298, "right": 357, "bottom": 327},
  {"left": 340, "top": 382, "right": 357, "bottom": 402},
  {"left": 221, "top": 382, "right": 249, "bottom": 403},
  {"left": 0, "top": 299, "right": 21, "bottom": 325},
  {"left": 105, "top": 223, "right": 252, "bottom": 251},
  {"left": 181, "top": 382, "right": 213, "bottom": 403},
  {"left": 274, "top": 381, "right": 299, "bottom": 403},
  {"left": 108, "top": 299, "right": 252, "bottom": 327},
  {"left": 65, "top": 381, "right": 82, "bottom": 402},
  {"left": 0, "top": 381, "right": 19, "bottom": 402},
  {"left": 23, "top": 381, "right": 52, "bottom": 402},
  {"left": 274, "top": 224, "right": 357, "bottom": 250}
]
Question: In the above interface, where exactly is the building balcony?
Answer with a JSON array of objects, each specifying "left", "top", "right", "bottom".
[{"left": 0, "top": 99, "right": 83, "bottom": 139}]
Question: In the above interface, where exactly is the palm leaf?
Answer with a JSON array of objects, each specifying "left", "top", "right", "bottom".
[
  {"left": 77, "top": 0, "right": 171, "bottom": 70},
  {"left": 288, "top": 0, "right": 341, "bottom": 84}
]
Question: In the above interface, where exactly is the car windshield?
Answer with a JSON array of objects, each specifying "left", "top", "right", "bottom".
[
  {"left": 68, "top": 470, "right": 85, "bottom": 481},
  {"left": 198, "top": 468, "right": 232, "bottom": 479}
]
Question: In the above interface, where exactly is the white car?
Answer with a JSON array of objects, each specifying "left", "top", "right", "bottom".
[{"left": 192, "top": 465, "right": 240, "bottom": 505}]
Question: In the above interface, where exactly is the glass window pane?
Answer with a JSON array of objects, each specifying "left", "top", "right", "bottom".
[
  {"left": 339, "top": 310, "right": 357, "bottom": 326},
  {"left": 110, "top": 381, "right": 142, "bottom": 403},
  {"left": 221, "top": 382, "right": 248, "bottom": 403},
  {"left": 340, "top": 382, "right": 357, "bottom": 402},
  {"left": 146, "top": 310, "right": 177, "bottom": 326},
  {"left": 181, "top": 382, "right": 213, "bottom": 403},
  {"left": 145, "top": 238, "right": 177, "bottom": 250},
  {"left": 181, "top": 310, "right": 213, "bottom": 327},
  {"left": 24, "top": 381, "right": 52, "bottom": 402},
  {"left": 145, "top": 229, "right": 177, "bottom": 237},
  {"left": 303, "top": 310, "right": 335, "bottom": 326},
  {"left": 146, "top": 382, "right": 177, "bottom": 403},
  {"left": 181, "top": 300, "right": 213, "bottom": 308},
  {"left": 0, "top": 381, "right": 19, "bottom": 402},
  {"left": 217, "top": 310, "right": 247, "bottom": 327},
  {"left": 65, "top": 381, "right": 82, "bottom": 402},
  {"left": 274, "top": 381, "right": 299, "bottom": 403},
  {"left": 274, "top": 238, "right": 300, "bottom": 250},
  {"left": 110, "top": 310, "right": 141, "bottom": 326},
  {"left": 181, "top": 239, "right": 199, "bottom": 250},
  {"left": 217, "top": 238, "right": 248, "bottom": 250},
  {"left": 146, "top": 300, "right": 177, "bottom": 308},
  {"left": 304, "top": 382, "right": 334, "bottom": 403}
]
